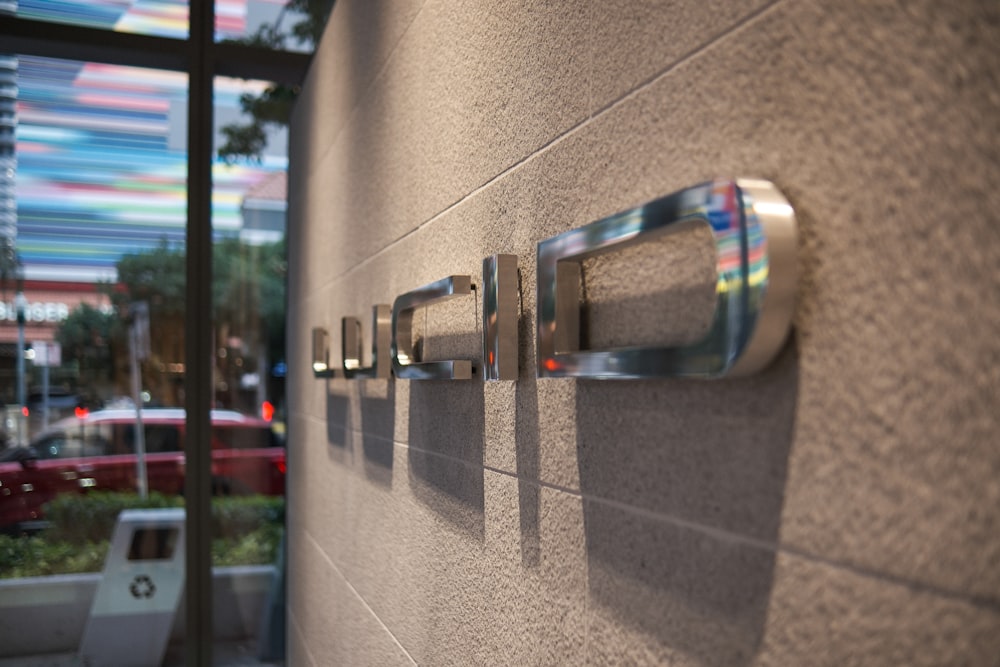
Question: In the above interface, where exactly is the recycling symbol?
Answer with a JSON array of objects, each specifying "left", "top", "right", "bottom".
[{"left": 129, "top": 574, "right": 156, "bottom": 599}]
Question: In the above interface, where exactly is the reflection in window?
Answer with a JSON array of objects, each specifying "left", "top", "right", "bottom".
[
  {"left": 10, "top": 58, "right": 286, "bottom": 417},
  {"left": 216, "top": 0, "right": 334, "bottom": 52},
  {"left": 14, "top": 0, "right": 332, "bottom": 48},
  {"left": 17, "top": 0, "right": 190, "bottom": 38},
  {"left": 0, "top": 0, "right": 313, "bottom": 660}
]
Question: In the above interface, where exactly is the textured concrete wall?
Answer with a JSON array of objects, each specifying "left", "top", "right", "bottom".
[{"left": 285, "top": 1, "right": 1000, "bottom": 664}]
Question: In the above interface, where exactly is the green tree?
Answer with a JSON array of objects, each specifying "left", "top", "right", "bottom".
[
  {"left": 110, "top": 237, "right": 186, "bottom": 315},
  {"left": 80, "top": 237, "right": 288, "bottom": 408},
  {"left": 100, "top": 238, "right": 187, "bottom": 403},
  {"left": 212, "top": 236, "right": 287, "bottom": 368},
  {"left": 218, "top": 0, "right": 335, "bottom": 164},
  {"left": 54, "top": 303, "right": 120, "bottom": 399},
  {"left": 211, "top": 237, "right": 287, "bottom": 410}
]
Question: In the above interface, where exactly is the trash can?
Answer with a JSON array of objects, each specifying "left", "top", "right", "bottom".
[{"left": 79, "top": 508, "right": 185, "bottom": 667}]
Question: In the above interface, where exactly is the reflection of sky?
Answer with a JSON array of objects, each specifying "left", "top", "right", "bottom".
[{"left": 15, "top": 50, "right": 287, "bottom": 283}]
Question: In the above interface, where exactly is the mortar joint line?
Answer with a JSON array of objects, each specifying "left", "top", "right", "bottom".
[
  {"left": 286, "top": 607, "right": 319, "bottom": 667},
  {"left": 587, "top": 0, "right": 784, "bottom": 121},
  {"left": 319, "top": 0, "right": 786, "bottom": 286},
  {"left": 298, "top": 0, "right": 431, "bottom": 176},
  {"left": 481, "top": 460, "right": 1000, "bottom": 611},
  {"left": 305, "top": 531, "right": 419, "bottom": 666},
  {"left": 298, "top": 409, "right": 999, "bottom": 614},
  {"left": 295, "top": 428, "right": 1000, "bottom": 616}
]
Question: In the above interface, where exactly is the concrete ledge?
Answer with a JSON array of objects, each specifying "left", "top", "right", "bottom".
[{"left": 0, "top": 566, "right": 277, "bottom": 657}]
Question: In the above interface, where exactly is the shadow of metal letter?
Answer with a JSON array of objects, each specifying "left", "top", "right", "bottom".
[
  {"left": 342, "top": 305, "right": 392, "bottom": 379},
  {"left": 535, "top": 178, "right": 797, "bottom": 379},
  {"left": 482, "top": 254, "right": 519, "bottom": 381},
  {"left": 391, "top": 275, "right": 474, "bottom": 380}
]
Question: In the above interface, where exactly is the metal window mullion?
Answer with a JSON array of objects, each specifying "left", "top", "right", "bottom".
[
  {"left": 0, "top": 16, "right": 310, "bottom": 84},
  {"left": 184, "top": 0, "right": 215, "bottom": 664},
  {"left": 0, "top": 16, "right": 186, "bottom": 72}
]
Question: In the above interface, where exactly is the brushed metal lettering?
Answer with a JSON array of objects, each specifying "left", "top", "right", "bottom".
[
  {"left": 536, "top": 178, "right": 797, "bottom": 379},
  {"left": 341, "top": 305, "right": 392, "bottom": 379},
  {"left": 391, "top": 275, "right": 474, "bottom": 380},
  {"left": 311, "top": 327, "right": 336, "bottom": 378},
  {"left": 482, "top": 254, "right": 519, "bottom": 381}
]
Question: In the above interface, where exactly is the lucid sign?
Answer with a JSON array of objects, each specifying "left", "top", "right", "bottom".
[{"left": 312, "top": 178, "right": 797, "bottom": 381}]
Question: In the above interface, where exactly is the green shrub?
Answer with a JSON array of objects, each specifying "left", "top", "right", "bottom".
[
  {"left": 44, "top": 491, "right": 182, "bottom": 544},
  {"left": 0, "top": 492, "right": 284, "bottom": 578},
  {"left": 213, "top": 523, "right": 284, "bottom": 567},
  {"left": 212, "top": 495, "right": 285, "bottom": 539},
  {"left": 0, "top": 535, "right": 107, "bottom": 578}
]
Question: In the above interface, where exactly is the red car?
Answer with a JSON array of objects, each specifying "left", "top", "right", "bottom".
[{"left": 0, "top": 408, "right": 285, "bottom": 532}]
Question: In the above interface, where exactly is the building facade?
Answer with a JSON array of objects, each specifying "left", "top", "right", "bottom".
[{"left": 285, "top": 1, "right": 1000, "bottom": 665}]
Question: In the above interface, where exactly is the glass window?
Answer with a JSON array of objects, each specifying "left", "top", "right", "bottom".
[
  {"left": 16, "top": 56, "right": 188, "bottom": 284},
  {"left": 0, "top": 54, "right": 191, "bottom": 661},
  {"left": 0, "top": 0, "right": 322, "bottom": 660},
  {"left": 209, "top": 75, "right": 288, "bottom": 585}
]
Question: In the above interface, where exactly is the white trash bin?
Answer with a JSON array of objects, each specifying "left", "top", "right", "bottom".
[{"left": 79, "top": 508, "right": 185, "bottom": 667}]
